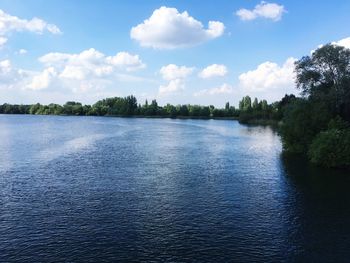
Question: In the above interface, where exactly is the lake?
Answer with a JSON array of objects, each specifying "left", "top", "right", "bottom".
[{"left": 1, "top": 115, "right": 350, "bottom": 262}]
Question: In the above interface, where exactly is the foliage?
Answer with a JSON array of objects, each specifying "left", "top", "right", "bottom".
[
  {"left": 281, "top": 99, "right": 332, "bottom": 153},
  {"left": 308, "top": 121, "right": 350, "bottom": 168},
  {"left": 295, "top": 44, "right": 350, "bottom": 121},
  {"left": 237, "top": 95, "right": 291, "bottom": 124},
  {"left": 0, "top": 103, "right": 30, "bottom": 114},
  {"left": 0, "top": 96, "right": 239, "bottom": 119},
  {"left": 280, "top": 44, "right": 350, "bottom": 168}
]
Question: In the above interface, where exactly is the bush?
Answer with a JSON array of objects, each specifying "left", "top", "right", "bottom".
[
  {"left": 308, "top": 127, "right": 350, "bottom": 168},
  {"left": 280, "top": 99, "right": 332, "bottom": 153}
]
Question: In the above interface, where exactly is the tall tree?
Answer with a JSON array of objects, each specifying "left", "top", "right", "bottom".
[{"left": 295, "top": 44, "right": 350, "bottom": 120}]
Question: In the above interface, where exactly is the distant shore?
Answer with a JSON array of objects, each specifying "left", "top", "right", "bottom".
[{"left": 0, "top": 113, "right": 239, "bottom": 121}]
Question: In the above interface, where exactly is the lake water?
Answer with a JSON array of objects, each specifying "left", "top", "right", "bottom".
[{"left": 1, "top": 115, "right": 350, "bottom": 262}]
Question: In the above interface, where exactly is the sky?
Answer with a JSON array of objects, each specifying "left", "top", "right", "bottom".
[{"left": 0, "top": 0, "right": 349, "bottom": 107}]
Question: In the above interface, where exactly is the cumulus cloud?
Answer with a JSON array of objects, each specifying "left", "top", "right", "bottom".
[
  {"left": 27, "top": 67, "right": 57, "bottom": 90},
  {"left": 39, "top": 49, "right": 111, "bottom": 81},
  {"left": 311, "top": 37, "right": 350, "bottom": 54},
  {"left": 236, "top": 1, "right": 286, "bottom": 21},
  {"left": 158, "top": 64, "right": 194, "bottom": 95},
  {"left": 38, "top": 48, "right": 146, "bottom": 83},
  {"left": 0, "top": 59, "right": 30, "bottom": 91},
  {"left": 0, "top": 36, "right": 7, "bottom": 47},
  {"left": 238, "top": 57, "right": 296, "bottom": 101},
  {"left": 106, "top": 51, "right": 146, "bottom": 71},
  {"left": 130, "top": 6, "right": 225, "bottom": 49},
  {"left": 160, "top": 64, "right": 194, "bottom": 80},
  {"left": 0, "top": 9, "right": 61, "bottom": 35},
  {"left": 18, "top": 48, "right": 147, "bottom": 96},
  {"left": 194, "top": 83, "right": 234, "bottom": 97},
  {"left": 0, "top": 60, "right": 21, "bottom": 81},
  {"left": 332, "top": 37, "right": 350, "bottom": 49},
  {"left": 0, "top": 9, "right": 61, "bottom": 47},
  {"left": 199, "top": 64, "right": 227, "bottom": 79},
  {"left": 0, "top": 60, "right": 16, "bottom": 84},
  {"left": 0, "top": 61, "right": 121, "bottom": 103},
  {"left": 18, "top": 48, "right": 27, "bottom": 54},
  {"left": 0, "top": 48, "right": 149, "bottom": 104},
  {"left": 159, "top": 79, "right": 185, "bottom": 95},
  {"left": 0, "top": 49, "right": 152, "bottom": 104}
]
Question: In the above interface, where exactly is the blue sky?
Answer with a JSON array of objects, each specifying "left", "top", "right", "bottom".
[{"left": 0, "top": 0, "right": 349, "bottom": 107}]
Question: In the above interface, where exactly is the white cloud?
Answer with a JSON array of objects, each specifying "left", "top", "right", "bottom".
[
  {"left": 0, "top": 9, "right": 61, "bottom": 35},
  {"left": 311, "top": 37, "right": 350, "bottom": 54},
  {"left": 0, "top": 53, "right": 152, "bottom": 104},
  {"left": 15, "top": 48, "right": 148, "bottom": 97},
  {"left": 199, "top": 64, "right": 227, "bottom": 79},
  {"left": 0, "top": 59, "right": 11, "bottom": 73},
  {"left": 130, "top": 6, "right": 225, "bottom": 49},
  {"left": 238, "top": 57, "right": 296, "bottom": 101},
  {"left": 194, "top": 83, "right": 234, "bottom": 97},
  {"left": 332, "top": 37, "right": 350, "bottom": 49},
  {"left": 0, "top": 36, "right": 7, "bottom": 47},
  {"left": 160, "top": 64, "right": 194, "bottom": 80},
  {"left": 39, "top": 48, "right": 108, "bottom": 81},
  {"left": 0, "top": 59, "right": 30, "bottom": 90},
  {"left": 0, "top": 9, "right": 61, "bottom": 47},
  {"left": 159, "top": 79, "right": 185, "bottom": 95},
  {"left": 158, "top": 64, "right": 193, "bottom": 96},
  {"left": 236, "top": 1, "right": 286, "bottom": 21},
  {"left": 18, "top": 48, "right": 27, "bottom": 54},
  {"left": 236, "top": 9, "right": 256, "bottom": 21},
  {"left": 38, "top": 48, "right": 146, "bottom": 82},
  {"left": 106, "top": 51, "right": 145, "bottom": 71},
  {"left": 46, "top": 24, "right": 61, "bottom": 34},
  {"left": 0, "top": 60, "right": 15, "bottom": 84},
  {"left": 27, "top": 67, "right": 57, "bottom": 90}
]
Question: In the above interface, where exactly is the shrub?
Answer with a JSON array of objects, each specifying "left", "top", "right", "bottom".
[
  {"left": 280, "top": 99, "right": 332, "bottom": 153},
  {"left": 308, "top": 127, "right": 350, "bottom": 168}
]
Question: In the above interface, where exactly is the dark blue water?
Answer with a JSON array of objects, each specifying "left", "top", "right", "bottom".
[{"left": 1, "top": 115, "right": 350, "bottom": 262}]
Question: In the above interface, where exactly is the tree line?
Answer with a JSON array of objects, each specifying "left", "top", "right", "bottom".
[
  {"left": 0, "top": 96, "right": 240, "bottom": 118},
  {"left": 237, "top": 95, "right": 295, "bottom": 124},
  {"left": 0, "top": 94, "right": 290, "bottom": 122}
]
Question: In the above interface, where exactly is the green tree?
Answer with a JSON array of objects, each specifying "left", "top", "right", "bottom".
[
  {"left": 252, "top": 98, "right": 259, "bottom": 110},
  {"left": 281, "top": 44, "right": 350, "bottom": 160},
  {"left": 295, "top": 44, "right": 350, "bottom": 121},
  {"left": 281, "top": 99, "right": 332, "bottom": 153},
  {"left": 177, "top": 105, "right": 189, "bottom": 116},
  {"left": 308, "top": 118, "right": 350, "bottom": 167},
  {"left": 189, "top": 105, "right": 202, "bottom": 116},
  {"left": 200, "top": 106, "right": 211, "bottom": 117},
  {"left": 225, "top": 102, "right": 230, "bottom": 111},
  {"left": 239, "top": 96, "right": 252, "bottom": 112},
  {"left": 164, "top": 104, "right": 177, "bottom": 117},
  {"left": 29, "top": 103, "right": 42, "bottom": 114}
]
